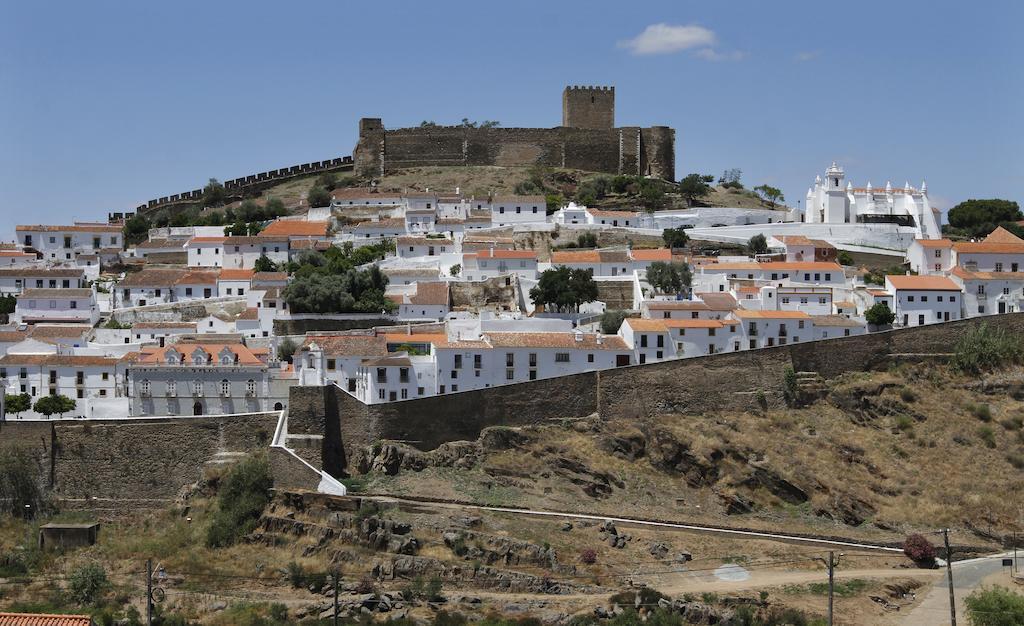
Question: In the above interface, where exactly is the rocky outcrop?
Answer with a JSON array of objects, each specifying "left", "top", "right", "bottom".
[
  {"left": 442, "top": 529, "right": 569, "bottom": 572},
  {"left": 372, "top": 554, "right": 595, "bottom": 595}
]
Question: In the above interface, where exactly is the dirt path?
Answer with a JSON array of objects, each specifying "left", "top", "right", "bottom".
[{"left": 648, "top": 567, "right": 940, "bottom": 595}]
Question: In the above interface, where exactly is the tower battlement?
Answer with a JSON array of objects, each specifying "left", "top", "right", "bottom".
[{"left": 562, "top": 85, "right": 615, "bottom": 130}]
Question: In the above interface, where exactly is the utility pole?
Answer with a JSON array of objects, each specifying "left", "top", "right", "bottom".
[
  {"left": 944, "top": 528, "right": 956, "bottom": 626},
  {"left": 332, "top": 569, "right": 339, "bottom": 626},
  {"left": 146, "top": 558, "right": 153, "bottom": 626},
  {"left": 827, "top": 551, "right": 835, "bottom": 626}
]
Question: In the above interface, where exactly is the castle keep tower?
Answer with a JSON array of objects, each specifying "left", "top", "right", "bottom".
[{"left": 562, "top": 85, "right": 615, "bottom": 129}]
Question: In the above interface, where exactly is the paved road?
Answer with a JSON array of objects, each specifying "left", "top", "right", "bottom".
[{"left": 901, "top": 552, "right": 1019, "bottom": 625}]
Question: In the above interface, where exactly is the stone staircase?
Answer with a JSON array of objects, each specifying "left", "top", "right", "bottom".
[{"left": 794, "top": 371, "right": 828, "bottom": 401}]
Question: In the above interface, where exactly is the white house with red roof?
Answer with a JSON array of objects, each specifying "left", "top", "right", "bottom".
[
  {"left": 16, "top": 223, "right": 123, "bottom": 263},
  {"left": 127, "top": 342, "right": 277, "bottom": 416},
  {"left": 14, "top": 288, "right": 98, "bottom": 325},
  {"left": 490, "top": 196, "right": 547, "bottom": 227},
  {"left": 186, "top": 236, "right": 226, "bottom": 267},
  {"left": 907, "top": 238, "right": 954, "bottom": 275},
  {"left": 884, "top": 275, "right": 962, "bottom": 327},
  {"left": 462, "top": 249, "right": 538, "bottom": 281}
]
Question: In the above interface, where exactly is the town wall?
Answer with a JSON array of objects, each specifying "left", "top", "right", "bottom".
[
  {"left": 293, "top": 314, "right": 1024, "bottom": 473},
  {"left": 0, "top": 413, "right": 281, "bottom": 507}
]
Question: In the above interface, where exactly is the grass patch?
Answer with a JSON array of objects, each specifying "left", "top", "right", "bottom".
[{"left": 977, "top": 426, "right": 997, "bottom": 449}]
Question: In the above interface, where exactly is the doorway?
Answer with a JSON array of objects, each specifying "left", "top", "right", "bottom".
[{"left": 193, "top": 402, "right": 203, "bottom": 416}]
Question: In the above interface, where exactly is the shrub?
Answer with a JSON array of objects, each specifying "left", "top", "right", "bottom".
[
  {"left": 899, "top": 388, "right": 917, "bottom": 403},
  {"left": 307, "top": 186, "right": 332, "bottom": 208},
  {"left": 894, "top": 415, "right": 914, "bottom": 432},
  {"left": 609, "top": 587, "right": 668, "bottom": 608},
  {"left": 837, "top": 251, "right": 854, "bottom": 266},
  {"left": 600, "top": 310, "right": 628, "bottom": 335},
  {"left": 68, "top": 561, "right": 108, "bottom": 605},
  {"left": 579, "top": 548, "right": 597, "bottom": 564},
  {"left": 355, "top": 578, "right": 376, "bottom": 594},
  {"left": 978, "top": 426, "right": 997, "bottom": 448},
  {"left": 964, "top": 585, "right": 1024, "bottom": 625},
  {"left": 782, "top": 366, "right": 797, "bottom": 405},
  {"left": 903, "top": 533, "right": 936, "bottom": 566},
  {"left": 972, "top": 403, "right": 993, "bottom": 422},
  {"left": 1006, "top": 452, "right": 1024, "bottom": 469},
  {"left": 205, "top": 456, "right": 273, "bottom": 548},
  {"left": 1000, "top": 416, "right": 1024, "bottom": 430},
  {"left": 286, "top": 561, "right": 305, "bottom": 588},
  {"left": 951, "top": 323, "right": 1024, "bottom": 374},
  {"left": 865, "top": 302, "right": 896, "bottom": 326}
]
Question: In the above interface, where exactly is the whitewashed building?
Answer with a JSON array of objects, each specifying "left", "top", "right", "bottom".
[
  {"left": 16, "top": 223, "right": 123, "bottom": 262},
  {"left": 462, "top": 249, "right": 538, "bottom": 281},
  {"left": 884, "top": 275, "right": 962, "bottom": 327},
  {"left": 14, "top": 288, "right": 98, "bottom": 325},
  {"left": 907, "top": 238, "right": 954, "bottom": 275},
  {"left": 186, "top": 237, "right": 226, "bottom": 267}
]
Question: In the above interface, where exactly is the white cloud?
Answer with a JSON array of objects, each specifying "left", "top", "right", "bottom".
[
  {"left": 618, "top": 23, "right": 716, "bottom": 56},
  {"left": 694, "top": 48, "right": 745, "bottom": 62},
  {"left": 795, "top": 51, "right": 820, "bottom": 62}
]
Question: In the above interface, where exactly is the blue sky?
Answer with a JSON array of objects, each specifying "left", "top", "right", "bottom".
[{"left": 2, "top": 0, "right": 1021, "bottom": 224}]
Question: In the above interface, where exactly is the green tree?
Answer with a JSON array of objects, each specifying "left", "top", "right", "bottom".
[
  {"left": 205, "top": 455, "right": 274, "bottom": 548},
  {"left": 837, "top": 251, "right": 854, "bottom": 266},
  {"left": 0, "top": 293, "right": 16, "bottom": 315},
  {"left": 69, "top": 562, "right": 109, "bottom": 605},
  {"left": 678, "top": 174, "right": 714, "bottom": 207},
  {"left": 122, "top": 214, "right": 152, "bottom": 246},
  {"left": 639, "top": 182, "right": 667, "bottom": 212},
  {"left": 600, "top": 310, "right": 628, "bottom": 334},
  {"left": 316, "top": 172, "right": 338, "bottom": 190},
  {"left": 662, "top": 227, "right": 689, "bottom": 250},
  {"left": 264, "top": 197, "right": 287, "bottom": 217},
  {"left": 253, "top": 254, "right": 277, "bottom": 273},
  {"left": 276, "top": 337, "right": 297, "bottom": 364},
  {"left": 307, "top": 186, "right": 332, "bottom": 208},
  {"left": 529, "top": 266, "right": 599, "bottom": 313},
  {"left": 947, "top": 199, "right": 1022, "bottom": 236},
  {"left": 449, "top": 263, "right": 461, "bottom": 277},
  {"left": 865, "top": 302, "right": 896, "bottom": 326},
  {"left": 747, "top": 233, "right": 769, "bottom": 255},
  {"left": 4, "top": 393, "right": 31, "bottom": 416},
  {"left": 419, "top": 120, "right": 438, "bottom": 127},
  {"left": 646, "top": 261, "right": 692, "bottom": 295},
  {"left": 964, "top": 586, "right": 1024, "bottom": 625},
  {"left": 201, "top": 178, "right": 227, "bottom": 207},
  {"left": 545, "top": 193, "right": 564, "bottom": 215},
  {"left": 282, "top": 267, "right": 395, "bottom": 314},
  {"left": 719, "top": 168, "right": 743, "bottom": 189},
  {"left": 753, "top": 184, "right": 785, "bottom": 208},
  {"left": 33, "top": 394, "right": 76, "bottom": 418}
]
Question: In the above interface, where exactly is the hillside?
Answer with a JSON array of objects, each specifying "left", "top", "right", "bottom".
[
  {"left": 0, "top": 359, "right": 1021, "bottom": 623},
  {"left": 142, "top": 165, "right": 788, "bottom": 225},
  {"left": 347, "top": 360, "right": 1024, "bottom": 542}
]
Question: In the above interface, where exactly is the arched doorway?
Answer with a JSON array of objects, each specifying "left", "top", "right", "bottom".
[
  {"left": 273, "top": 402, "right": 283, "bottom": 411},
  {"left": 193, "top": 402, "right": 203, "bottom": 416}
]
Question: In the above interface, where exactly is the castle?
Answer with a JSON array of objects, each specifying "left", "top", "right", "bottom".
[{"left": 353, "top": 86, "right": 676, "bottom": 181}]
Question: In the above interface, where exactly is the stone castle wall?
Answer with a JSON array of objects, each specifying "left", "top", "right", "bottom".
[
  {"left": 295, "top": 314, "right": 1024, "bottom": 473},
  {"left": 353, "top": 122, "right": 674, "bottom": 180}
]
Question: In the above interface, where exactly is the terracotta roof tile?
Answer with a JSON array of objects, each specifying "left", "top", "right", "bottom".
[
  {"left": 259, "top": 220, "right": 329, "bottom": 238},
  {"left": 302, "top": 334, "right": 388, "bottom": 357},
  {"left": 136, "top": 343, "right": 264, "bottom": 366},
  {"left": 0, "top": 613, "right": 94, "bottom": 626},
  {"left": 483, "top": 332, "right": 629, "bottom": 351},
  {"left": 18, "top": 288, "right": 92, "bottom": 298},
  {"left": 885, "top": 275, "right": 961, "bottom": 291}
]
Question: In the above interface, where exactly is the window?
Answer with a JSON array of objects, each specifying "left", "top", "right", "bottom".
[
  {"left": 506, "top": 369, "right": 514, "bottom": 380},
  {"left": 376, "top": 368, "right": 387, "bottom": 383},
  {"left": 918, "top": 314, "right": 925, "bottom": 325},
  {"left": 506, "top": 353, "right": 514, "bottom": 367},
  {"left": 219, "top": 379, "right": 230, "bottom": 395},
  {"left": 401, "top": 389, "right": 408, "bottom": 399},
  {"left": 979, "top": 305, "right": 986, "bottom": 314},
  {"left": 950, "top": 296, "right": 956, "bottom": 302},
  {"left": 824, "top": 273, "right": 831, "bottom": 281},
  {"left": 1014, "top": 263, "right": 1020, "bottom": 272},
  {"left": 378, "top": 389, "right": 385, "bottom": 400},
  {"left": 708, "top": 327, "right": 716, "bottom": 336},
  {"left": 781, "top": 297, "right": 790, "bottom": 304},
  {"left": 246, "top": 379, "right": 256, "bottom": 395},
  {"left": 977, "top": 285, "right": 985, "bottom": 295},
  {"left": 327, "top": 359, "right": 336, "bottom": 370},
  {"left": 935, "top": 249, "right": 942, "bottom": 258},
  {"left": 167, "top": 380, "right": 176, "bottom": 395},
  {"left": 640, "top": 335, "right": 648, "bottom": 348},
  {"left": 938, "top": 296, "right": 943, "bottom": 302},
  {"left": 70, "top": 301, "right": 77, "bottom": 309},
  {"left": 418, "top": 387, "right": 424, "bottom": 395},
  {"left": 588, "top": 353, "right": 595, "bottom": 363},
  {"left": 996, "top": 263, "right": 1004, "bottom": 272},
  {"left": 399, "top": 368, "right": 409, "bottom": 383},
  {"left": 656, "top": 335, "right": 664, "bottom": 348},
  {"left": 555, "top": 353, "right": 570, "bottom": 363},
  {"left": 454, "top": 354, "right": 462, "bottom": 369},
  {"left": 907, "top": 296, "right": 915, "bottom": 302},
  {"left": 1004, "top": 287, "right": 1011, "bottom": 295},
  {"left": 473, "top": 354, "right": 481, "bottom": 369},
  {"left": 140, "top": 379, "right": 152, "bottom": 395}
]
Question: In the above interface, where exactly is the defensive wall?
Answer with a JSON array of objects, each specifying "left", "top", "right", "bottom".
[
  {"left": 353, "top": 121, "right": 675, "bottom": 181},
  {"left": 0, "top": 412, "right": 314, "bottom": 510},
  {"left": 6, "top": 315, "right": 1019, "bottom": 505},
  {"left": 286, "top": 313, "right": 1024, "bottom": 474},
  {"left": 132, "top": 156, "right": 355, "bottom": 216}
]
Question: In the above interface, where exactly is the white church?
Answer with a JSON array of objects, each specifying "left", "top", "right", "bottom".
[{"left": 802, "top": 162, "right": 942, "bottom": 240}]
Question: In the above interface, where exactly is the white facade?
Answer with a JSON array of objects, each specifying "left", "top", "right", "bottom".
[
  {"left": 907, "top": 239, "right": 954, "bottom": 275},
  {"left": 803, "top": 163, "right": 941, "bottom": 240},
  {"left": 16, "top": 224, "right": 122, "bottom": 262},
  {"left": 187, "top": 238, "right": 226, "bottom": 267},
  {"left": 223, "top": 237, "right": 289, "bottom": 269},
  {"left": 885, "top": 275, "right": 962, "bottom": 327},
  {"left": 462, "top": 249, "right": 538, "bottom": 281},
  {"left": 0, "top": 268, "right": 86, "bottom": 295},
  {"left": 491, "top": 196, "right": 546, "bottom": 227},
  {"left": 14, "top": 289, "right": 99, "bottom": 325}
]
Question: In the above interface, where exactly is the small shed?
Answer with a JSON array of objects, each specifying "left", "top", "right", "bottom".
[{"left": 38, "top": 522, "right": 100, "bottom": 551}]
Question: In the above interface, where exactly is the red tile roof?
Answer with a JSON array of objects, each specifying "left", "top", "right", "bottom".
[
  {"left": 137, "top": 343, "right": 264, "bottom": 366},
  {"left": 885, "top": 275, "right": 961, "bottom": 291},
  {"left": 468, "top": 249, "right": 537, "bottom": 260},
  {"left": 218, "top": 269, "right": 255, "bottom": 280},
  {"left": 630, "top": 248, "right": 672, "bottom": 262},
  {"left": 259, "top": 220, "right": 330, "bottom": 238}
]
